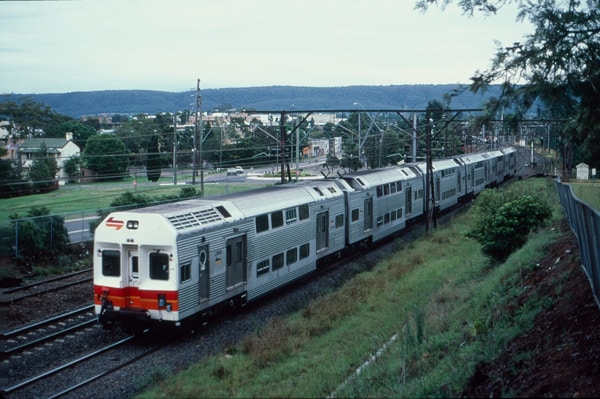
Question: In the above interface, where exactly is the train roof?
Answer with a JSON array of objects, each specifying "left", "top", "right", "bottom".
[
  {"left": 338, "top": 165, "right": 422, "bottom": 190},
  {"left": 123, "top": 180, "right": 344, "bottom": 232}
]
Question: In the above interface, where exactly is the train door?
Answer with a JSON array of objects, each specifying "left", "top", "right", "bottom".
[
  {"left": 198, "top": 244, "right": 209, "bottom": 301},
  {"left": 457, "top": 169, "right": 462, "bottom": 193},
  {"left": 126, "top": 247, "right": 139, "bottom": 286},
  {"left": 316, "top": 211, "right": 329, "bottom": 251},
  {"left": 226, "top": 235, "right": 246, "bottom": 289},
  {"left": 364, "top": 198, "right": 373, "bottom": 231},
  {"left": 405, "top": 186, "right": 412, "bottom": 215}
]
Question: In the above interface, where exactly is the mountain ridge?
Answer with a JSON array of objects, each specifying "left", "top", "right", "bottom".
[{"left": 2, "top": 84, "right": 498, "bottom": 118}]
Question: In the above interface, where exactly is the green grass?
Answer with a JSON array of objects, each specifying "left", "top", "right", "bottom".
[
  {"left": 571, "top": 182, "right": 600, "bottom": 210},
  {"left": 1, "top": 175, "right": 271, "bottom": 222},
  {"left": 136, "top": 177, "right": 565, "bottom": 398}
]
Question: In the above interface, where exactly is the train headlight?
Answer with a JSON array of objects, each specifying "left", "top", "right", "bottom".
[{"left": 158, "top": 294, "right": 166, "bottom": 307}]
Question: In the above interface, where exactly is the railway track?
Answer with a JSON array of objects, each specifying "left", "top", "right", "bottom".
[
  {"left": 1, "top": 334, "right": 165, "bottom": 399},
  {"left": 1, "top": 305, "right": 96, "bottom": 360},
  {"left": 1, "top": 268, "right": 93, "bottom": 304}
]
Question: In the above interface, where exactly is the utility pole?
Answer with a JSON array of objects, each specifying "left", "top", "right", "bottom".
[
  {"left": 198, "top": 79, "right": 204, "bottom": 196},
  {"left": 173, "top": 112, "right": 177, "bottom": 185},
  {"left": 192, "top": 81, "right": 199, "bottom": 185}
]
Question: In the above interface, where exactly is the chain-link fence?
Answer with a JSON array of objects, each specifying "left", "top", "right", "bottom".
[
  {"left": 1, "top": 209, "right": 100, "bottom": 259},
  {"left": 555, "top": 178, "right": 600, "bottom": 308}
]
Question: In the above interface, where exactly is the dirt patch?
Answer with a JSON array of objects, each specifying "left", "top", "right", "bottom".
[{"left": 462, "top": 226, "right": 600, "bottom": 397}]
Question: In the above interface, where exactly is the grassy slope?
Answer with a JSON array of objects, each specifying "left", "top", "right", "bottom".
[{"left": 137, "top": 178, "right": 564, "bottom": 398}]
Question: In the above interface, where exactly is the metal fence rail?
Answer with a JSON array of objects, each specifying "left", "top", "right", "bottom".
[{"left": 555, "top": 178, "right": 600, "bottom": 308}]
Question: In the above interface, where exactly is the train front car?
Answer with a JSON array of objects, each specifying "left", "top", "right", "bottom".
[{"left": 93, "top": 211, "right": 178, "bottom": 332}]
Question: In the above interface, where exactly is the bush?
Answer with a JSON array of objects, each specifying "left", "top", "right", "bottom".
[{"left": 467, "top": 188, "right": 552, "bottom": 262}]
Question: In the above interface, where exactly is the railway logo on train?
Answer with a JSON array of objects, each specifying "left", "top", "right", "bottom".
[{"left": 93, "top": 147, "right": 517, "bottom": 332}]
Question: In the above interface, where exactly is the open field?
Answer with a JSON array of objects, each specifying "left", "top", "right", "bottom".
[
  {"left": 1, "top": 177, "right": 271, "bottom": 222},
  {"left": 571, "top": 181, "right": 600, "bottom": 210}
]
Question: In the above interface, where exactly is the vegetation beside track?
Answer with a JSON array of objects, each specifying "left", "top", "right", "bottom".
[{"left": 137, "top": 177, "right": 565, "bottom": 398}]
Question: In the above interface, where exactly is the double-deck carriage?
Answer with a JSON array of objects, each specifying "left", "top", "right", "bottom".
[
  {"left": 94, "top": 181, "right": 347, "bottom": 330},
  {"left": 334, "top": 165, "right": 424, "bottom": 247}
]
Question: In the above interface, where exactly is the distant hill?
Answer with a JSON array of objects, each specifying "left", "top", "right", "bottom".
[{"left": 2, "top": 85, "right": 500, "bottom": 118}]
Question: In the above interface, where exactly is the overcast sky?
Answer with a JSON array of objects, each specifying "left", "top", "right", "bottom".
[{"left": 1, "top": 0, "right": 532, "bottom": 94}]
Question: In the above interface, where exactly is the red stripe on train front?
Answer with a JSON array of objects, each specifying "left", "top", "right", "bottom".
[{"left": 94, "top": 285, "right": 179, "bottom": 311}]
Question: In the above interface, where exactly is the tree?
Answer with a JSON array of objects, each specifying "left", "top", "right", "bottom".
[
  {"left": 10, "top": 206, "right": 70, "bottom": 264},
  {"left": 28, "top": 141, "right": 58, "bottom": 190},
  {"left": 83, "top": 133, "right": 130, "bottom": 179},
  {"left": 416, "top": 0, "right": 600, "bottom": 170},
  {"left": 146, "top": 133, "right": 161, "bottom": 182}
]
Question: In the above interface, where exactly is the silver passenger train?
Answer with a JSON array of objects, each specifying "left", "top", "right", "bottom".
[{"left": 94, "top": 147, "right": 517, "bottom": 331}]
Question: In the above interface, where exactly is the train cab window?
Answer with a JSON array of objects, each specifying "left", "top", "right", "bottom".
[
  {"left": 390, "top": 183, "right": 397, "bottom": 194},
  {"left": 287, "top": 248, "right": 298, "bottom": 265},
  {"left": 180, "top": 262, "right": 191, "bottom": 283},
  {"left": 335, "top": 214, "right": 344, "bottom": 228},
  {"left": 272, "top": 253, "right": 284, "bottom": 270},
  {"left": 149, "top": 252, "right": 169, "bottom": 281},
  {"left": 396, "top": 181, "right": 402, "bottom": 192},
  {"left": 351, "top": 208, "right": 360, "bottom": 222},
  {"left": 376, "top": 186, "right": 383, "bottom": 197},
  {"left": 299, "top": 204, "right": 309, "bottom": 220},
  {"left": 102, "top": 250, "right": 120, "bottom": 277},
  {"left": 299, "top": 243, "right": 310, "bottom": 259},
  {"left": 271, "top": 211, "right": 283, "bottom": 228},
  {"left": 256, "top": 214, "right": 269, "bottom": 233}
]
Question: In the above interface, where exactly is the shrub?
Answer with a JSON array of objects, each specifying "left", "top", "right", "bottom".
[{"left": 467, "top": 188, "right": 552, "bottom": 262}]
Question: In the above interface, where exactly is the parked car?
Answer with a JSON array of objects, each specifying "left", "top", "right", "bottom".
[{"left": 227, "top": 166, "right": 244, "bottom": 176}]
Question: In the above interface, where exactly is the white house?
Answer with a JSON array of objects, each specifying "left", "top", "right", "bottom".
[{"left": 17, "top": 133, "right": 81, "bottom": 185}]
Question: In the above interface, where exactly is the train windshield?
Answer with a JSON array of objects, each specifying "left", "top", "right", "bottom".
[
  {"left": 102, "top": 250, "right": 121, "bottom": 277},
  {"left": 149, "top": 252, "right": 169, "bottom": 280}
]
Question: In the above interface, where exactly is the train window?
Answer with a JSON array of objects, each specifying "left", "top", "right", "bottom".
[
  {"left": 391, "top": 210, "right": 397, "bottom": 222},
  {"left": 149, "top": 252, "right": 169, "bottom": 281},
  {"left": 257, "top": 259, "right": 270, "bottom": 276},
  {"left": 335, "top": 214, "right": 344, "bottom": 228},
  {"left": 299, "top": 204, "right": 309, "bottom": 220},
  {"left": 384, "top": 184, "right": 390, "bottom": 195},
  {"left": 351, "top": 208, "right": 359, "bottom": 222},
  {"left": 180, "top": 262, "right": 191, "bottom": 283},
  {"left": 286, "top": 208, "right": 297, "bottom": 224},
  {"left": 299, "top": 243, "right": 310, "bottom": 259},
  {"left": 396, "top": 181, "right": 402, "bottom": 192},
  {"left": 286, "top": 248, "right": 298, "bottom": 265},
  {"left": 384, "top": 213, "right": 390, "bottom": 224},
  {"left": 271, "top": 211, "right": 283, "bottom": 228},
  {"left": 390, "top": 183, "right": 396, "bottom": 194},
  {"left": 397, "top": 208, "right": 403, "bottom": 218},
  {"left": 376, "top": 186, "right": 383, "bottom": 197},
  {"left": 256, "top": 214, "right": 269, "bottom": 233},
  {"left": 102, "top": 250, "right": 120, "bottom": 277},
  {"left": 272, "top": 253, "right": 284, "bottom": 270},
  {"left": 377, "top": 216, "right": 384, "bottom": 226}
]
